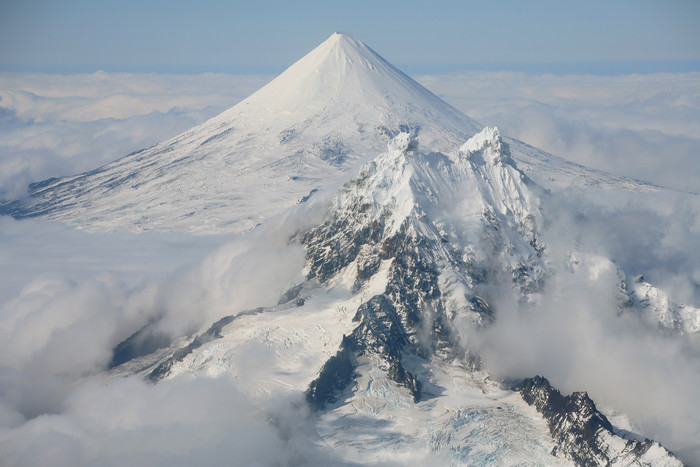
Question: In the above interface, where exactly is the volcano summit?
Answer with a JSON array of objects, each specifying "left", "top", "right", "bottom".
[
  {"left": 1, "top": 34, "right": 697, "bottom": 466},
  {"left": 1, "top": 33, "right": 652, "bottom": 234}
]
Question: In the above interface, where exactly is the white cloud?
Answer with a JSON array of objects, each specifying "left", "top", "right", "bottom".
[
  {"left": 0, "top": 375, "right": 336, "bottom": 467},
  {"left": 0, "top": 215, "right": 325, "bottom": 466},
  {"left": 416, "top": 71, "right": 700, "bottom": 192},
  {"left": 0, "top": 213, "right": 306, "bottom": 379},
  {"left": 466, "top": 185, "right": 700, "bottom": 461},
  {"left": 0, "top": 71, "right": 272, "bottom": 199}
]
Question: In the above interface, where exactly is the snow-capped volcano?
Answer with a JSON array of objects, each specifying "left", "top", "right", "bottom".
[
  {"left": 0, "top": 33, "right": 655, "bottom": 234},
  {"left": 0, "top": 33, "right": 482, "bottom": 234},
  {"left": 1, "top": 33, "right": 695, "bottom": 466}
]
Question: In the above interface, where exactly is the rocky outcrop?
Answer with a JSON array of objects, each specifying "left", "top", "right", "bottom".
[
  {"left": 518, "top": 376, "right": 682, "bottom": 466},
  {"left": 147, "top": 315, "right": 236, "bottom": 383},
  {"left": 303, "top": 131, "right": 545, "bottom": 409},
  {"left": 109, "top": 320, "right": 171, "bottom": 369}
]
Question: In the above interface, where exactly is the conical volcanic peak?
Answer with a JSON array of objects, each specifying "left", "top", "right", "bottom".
[
  {"left": 211, "top": 32, "right": 481, "bottom": 150},
  {"left": 223, "top": 32, "right": 427, "bottom": 104},
  {"left": 1, "top": 34, "right": 654, "bottom": 235},
  {"left": 240, "top": 32, "right": 434, "bottom": 106},
  {"left": 2, "top": 33, "right": 481, "bottom": 234}
]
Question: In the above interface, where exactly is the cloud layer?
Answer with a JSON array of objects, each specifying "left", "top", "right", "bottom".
[
  {"left": 417, "top": 71, "right": 700, "bottom": 192},
  {"left": 0, "top": 215, "right": 323, "bottom": 466},
  {"left": 0, "top": 71, "right": 272, "bottom": 199},
  {"left": 467, "top": 185, "right": 700, "bottom": 461}
]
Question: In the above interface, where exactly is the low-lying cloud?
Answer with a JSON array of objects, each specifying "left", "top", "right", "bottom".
[
  {"left": 0, "top": 71, "right": 272, "bottom": 199},
  {"left": 0, "top": 214, "right": 327, "bottom": 466},
  {"left": 417, "top": 71, "right": 700, "bottom": 192},
  {"left": 468, "top": 185, "right": 700, "bottom": 462},
  {"left": 1, "top": 374, "right": 336, "bottom": 467}
]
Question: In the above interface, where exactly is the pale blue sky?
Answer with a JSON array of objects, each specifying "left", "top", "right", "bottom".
[{"left": 1, "top": 0, "right": 699, "bottom": 74}]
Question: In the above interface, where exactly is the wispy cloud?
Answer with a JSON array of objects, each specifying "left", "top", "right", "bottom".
[
  {"left": 0, "top": 215, "right": 323, "bottom": 466},
  {"left": 467, "top": 184, "right": 700, "bottom": 461}
]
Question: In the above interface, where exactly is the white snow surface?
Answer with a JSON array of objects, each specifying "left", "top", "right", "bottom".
[
  {"left": 128, "top": 132, "right": 685, "bottom": 465},
  {"left": 629, "top": 278, "right": 700, "bottom": 335},
  {"left": 6, "top": 33, "right": 658, "bottom": 235},
  {"left": 1, "top": 33, "right": 695, "bottom": 466}
]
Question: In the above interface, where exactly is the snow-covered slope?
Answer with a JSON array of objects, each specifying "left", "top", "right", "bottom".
[
  {"left": 626, "top": 276, "right": 700, "bottom": 335},
  {"left": 2, "top": 33, "right": 692, "bottom": 465},
  {"left": 0, "top": 33, "right": 482, "bottom": 234},
  {"left": 0, "top": 33, "right": 658, "bottom": 234},
  {"left": 112, "top": 131, "right": 684, "bottom": 465}
]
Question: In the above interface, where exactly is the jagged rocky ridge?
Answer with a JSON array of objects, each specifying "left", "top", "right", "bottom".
[
  {"left": 295, "top": 130, "right": 683, "bottom": 464},
  {"left": 110, "top": 129, "right": 686, "bottom": 465},
  {"left": 519, "top": 376, "right": 682, "bottom": 466},
  {"left": 301, "top": 129, "right": 547, "bottom": 408}
]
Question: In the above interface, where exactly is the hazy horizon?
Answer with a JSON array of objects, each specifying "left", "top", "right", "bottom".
[{"left": 2, "top": 1, "right": 699, "bottom": 75}]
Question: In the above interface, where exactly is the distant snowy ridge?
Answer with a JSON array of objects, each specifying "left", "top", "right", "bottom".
[{"left": 628, "top": 276, "right": 700, "bottom": 335}]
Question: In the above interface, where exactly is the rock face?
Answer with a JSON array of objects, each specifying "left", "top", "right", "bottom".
[
  {"left": 100, "top": 129, "right": 685, "bottom": 464},
  {"left": 301, "top": 130, "right": 546, "bottom": 408},
  {"left": 519, "top": 376, "right": 682, "bottom": 466},
  {"left": 299, "top": 132, "right": 683, "bottom": 464},
  {"left": 105, "top": 130, "right": 689, "bottom": 465}
]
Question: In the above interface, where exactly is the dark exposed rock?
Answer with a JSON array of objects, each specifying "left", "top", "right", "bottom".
[
  {"left": 301, "top": 137, "right": 549, "bottom": 413},
  {"left": 278, "top": 283, "right": 304, "bottom": 305},
  {"left": 382, "top": 223, "right": 441, "bottom": 332},
  {"left": 352, "top": 248, "right": 382, "bottom": 292},
  {"left": 297, "top": 188, "right": 319, "bottom": 204},
  {"left": 306, "top": 335, "right": 357, "bottom": 410},
  {"left": 303, "top": 219, "right": 450, "bottom": 409},
  {"left": 109, "top": 321, "right": 171, "bottom": 369},
  {"left": 307, "top": 296, "right": 422, "bottom": 409},
  {"left": 315, "top": 137, "right": 350, "bottom": 166},
  {"left": 518, "top": 376, "right": 681, "bottom": 466},
  {"left": 301, "top": 207, "right": 387, "bottom": 285},
  {"left": 469, "top": 296, "right": 494, "bottom": 325},
  {"left": 147, "top": 314, "right": 236, "bottom": 383}
]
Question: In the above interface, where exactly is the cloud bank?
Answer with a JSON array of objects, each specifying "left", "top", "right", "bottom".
[
  {"left": 0, "top": 71, "right": 272, "bottom": 199},
  {"left": 467, "top": 186, "right": 700, "bottom": 461},
  {"left": 417, "top": 71, "right": 700, "bottom": 192},
  {"left": 0, "top": 214, "right": 330, "bottom": 466}
]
